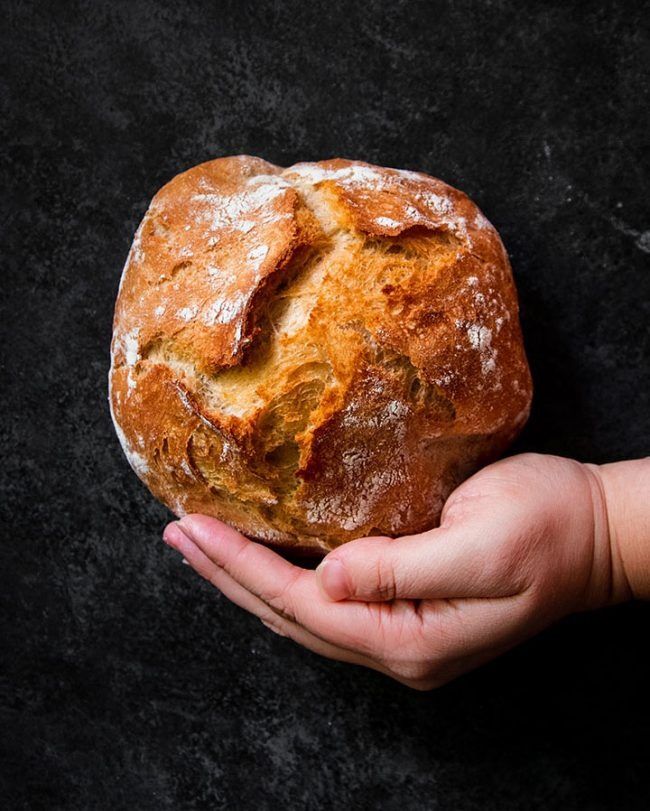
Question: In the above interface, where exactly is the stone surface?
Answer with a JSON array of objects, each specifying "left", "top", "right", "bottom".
[{"left": 1, "top": 1, "right": 649, "bottom": 808}]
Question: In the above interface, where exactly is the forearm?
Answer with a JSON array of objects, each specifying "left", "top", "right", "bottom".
[{"left": 592, "top": 458, "right": 650, "bottom": 602}]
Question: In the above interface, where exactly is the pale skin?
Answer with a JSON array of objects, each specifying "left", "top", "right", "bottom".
[{"left": 163, "top": 453, "right": 650, "bottom": 690}]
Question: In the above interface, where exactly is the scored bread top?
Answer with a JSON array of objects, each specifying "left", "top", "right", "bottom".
[{"left": 110, "top": 156, "right": 532, "bottom": 552}]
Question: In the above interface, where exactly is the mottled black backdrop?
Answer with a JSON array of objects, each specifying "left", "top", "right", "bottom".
[{"left": 2, "top": 1, "right": 649, "bottom": 808}]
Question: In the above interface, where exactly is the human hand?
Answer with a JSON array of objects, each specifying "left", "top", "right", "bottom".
[{"left": 162, "top": 453, "right": 632, "bottom": 689}]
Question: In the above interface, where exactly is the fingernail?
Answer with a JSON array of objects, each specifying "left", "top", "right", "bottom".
[
  {"left": 316, "top": 557, "right": 350, "bottom": 601},
  {"left": 162, "top": 521, "right": 189, "bottom": 548},
  {"left": 261, "top": 618, "right": 288, "bottom": 637}
]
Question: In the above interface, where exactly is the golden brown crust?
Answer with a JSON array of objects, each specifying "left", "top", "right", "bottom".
[{"left": 109, "top": 156, "right": 532, "bottom": 553}]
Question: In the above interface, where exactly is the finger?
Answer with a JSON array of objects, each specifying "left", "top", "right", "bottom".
[
  {"left": 168, "top": 516, "right": 399, "bottom": 658},
  {"left": 315, "top": 509, "right": 528, "bottom": 603},
  {"left": 377, "top": 593, "right": 538, "bottom": 689},
  {"left": 165, "top": 519, "right": 515, "bottom": 691},
  {"left": 175, "top": 514, "right": 310, "bottom": 623},
  {"left": 162, "top": 522, "right": 396, "bottom": 679},
  {"left": 413, "top": 591, "right": 537, "bottom": 672},
  {"left": 171, "top": 515, "right": 484, "bottom": 684},
  {"left": 405, "top": 633, "right": 528, "bottom": 691}
]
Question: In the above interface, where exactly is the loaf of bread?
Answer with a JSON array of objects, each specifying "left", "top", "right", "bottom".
[{"left": 109, "top": 156, "right": 532, "bottom": 554}]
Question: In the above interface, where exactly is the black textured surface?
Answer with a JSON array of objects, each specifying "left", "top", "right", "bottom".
[{"left": 2, "top": 1, "right": 649, "bottom": 808}]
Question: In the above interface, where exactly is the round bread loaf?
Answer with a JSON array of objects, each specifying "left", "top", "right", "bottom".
[{"left": 109, "top": 156, "right": 532, "bottom": 554}]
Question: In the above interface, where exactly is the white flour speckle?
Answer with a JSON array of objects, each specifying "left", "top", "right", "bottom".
[
  {"left": 466, "top": 323, "right": 498, "bottom": 375},
  {"left": 285, "top": 163, "right": 469, "bottom": 240},
  {"left": 434, "top": 371, "right": 454, "bottom": 386},
  {"left": 413, "top": 189, "right": 453, "bottom": 215},
  {"left": 219, "top": 438, "right": 231, "bottom": 462},
  {"left": 341, "top": 447, "right": 372, "bottom": 472},
  {"left": 304, "top": 466, "right": 407, "bottom": 531},
  {"left": 467, "top": 324, "right": 492, "bottom": 350},
  {"left": 374, "top": 216, "right": 401, "bottom": 229},
  {"left": 123, "top": 327, "right": 140, "bottom": 366},
  {"left": 174, "top": 385, "right": 219, "bottom": 432},
  {"left": 170, "top": 496, "right": 187, "bottom": 518},
  {"left": 177, "top": 305, "right": 198, "bottom": 322},
  {"left": 203, "top": 294, "right": 244, "bottom": 326},
  {"left": 117, "top": 327, "right": 141, "bottom": 392},
  {"left": 128, "top": 448, "right": 150, "bottom": 476},
  {"left": 128, "top": 219, "right": 146, "bottom": 266},
  {"left": 287, "top": 163, "right": 388, "bottom": 187},
  {"left": 109, "top": 404, "right": 150, "bottom": 478},
  {"left": 342, "top": 398, "right": 410, "bottom": 435},
  {"left": 384, "top": 400, "right": 410, "bottom": 420},
  {"left": 193, "top": 176, "right": 290, "bottom": 233},
  {"left": 247, "top": 244, "right": 269, "bottom": 271},
  {"left": 473, "top": 210, "right": 491, "bottom": 229},
  {"left": 175, "top": 386, "right": 193, "bottom": 414}
]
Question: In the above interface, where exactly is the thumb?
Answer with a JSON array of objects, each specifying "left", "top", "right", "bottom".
[{"left": 315, "top": 515, "right": 520, "bottom": 603}]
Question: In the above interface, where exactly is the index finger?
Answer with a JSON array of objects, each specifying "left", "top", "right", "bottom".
[{"left": 172, "top": 514, "right": 414, "bottom": 658}]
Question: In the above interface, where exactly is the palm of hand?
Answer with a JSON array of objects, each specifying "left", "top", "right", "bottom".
[{"left": 163, "top": 454, "right": 610, "bottom": 689}]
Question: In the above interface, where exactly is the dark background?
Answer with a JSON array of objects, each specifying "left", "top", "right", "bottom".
[{"left": 2, "top": 0, "right": 649, "bottom": 808}]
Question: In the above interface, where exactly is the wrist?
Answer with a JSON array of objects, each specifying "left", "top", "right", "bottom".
[{"left": 586, "top": 459, "right": 650, "bottom": 604}]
